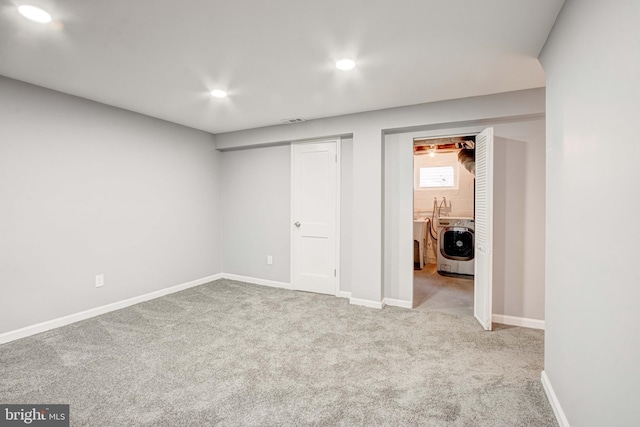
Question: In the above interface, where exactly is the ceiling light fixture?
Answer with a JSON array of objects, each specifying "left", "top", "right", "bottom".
[
  {"left": 210, "top": 89, "right": 227, "bottom": 99},
  {"left": 18, "top": 5, "right": 52, "bottom": 23},
  {"left": 336, "top": 59, "right": 356, "bottom": 71},
  {"left": 429, "top": 145, "right": 436, "bottom": 158}
]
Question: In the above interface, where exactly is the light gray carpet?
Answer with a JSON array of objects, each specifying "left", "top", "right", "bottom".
[{"left": 0, "top": 279, "right": 557, "bottom": 426}]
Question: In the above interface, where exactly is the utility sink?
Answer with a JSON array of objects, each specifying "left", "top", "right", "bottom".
[{"left": 413, "top": 219, "right": 429, "bottom": 269}]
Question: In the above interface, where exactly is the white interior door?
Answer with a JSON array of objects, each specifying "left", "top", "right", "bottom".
[
  {"left": 474, "top": 127, "right": 494, "bottom": 330},
  {"left": 291, "top": 140, "right": 337, "bottom": 295}
]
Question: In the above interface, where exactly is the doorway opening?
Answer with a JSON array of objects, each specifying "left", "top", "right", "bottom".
[{"left": 412, "top": 134, "right": 477, "bottom": 317}]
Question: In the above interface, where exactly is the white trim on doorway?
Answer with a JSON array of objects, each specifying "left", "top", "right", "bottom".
[
  {"left": 335, "top": 137, "right": 342, "bottom": 297},
  {"left": 383, "top": 298, "right": 413, "bottom": 309},
  {"left": 337, "top": 290, "right": 352, "bottom": 299},
  {"left": 349, "top": 297, "right": 384, "bottom": 309},
  {"left": 493, "top": 314, "right": 545, "bottom": 330},
  {"left": 348, "top": 297, "right": 412, "bottom": 310}
]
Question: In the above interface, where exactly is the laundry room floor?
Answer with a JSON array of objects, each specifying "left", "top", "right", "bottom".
[{"left": 413, "top": 264, "right": 474, "bottom": 317}]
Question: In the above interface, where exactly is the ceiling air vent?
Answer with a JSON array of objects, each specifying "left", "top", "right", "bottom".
[{"left": 280, "top": 118, "right": 306, "bottom": 124}]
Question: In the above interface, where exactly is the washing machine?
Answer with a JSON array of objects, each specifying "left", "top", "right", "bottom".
[{"left": 437, "top": 217, "right": 475, "bottom": 276}]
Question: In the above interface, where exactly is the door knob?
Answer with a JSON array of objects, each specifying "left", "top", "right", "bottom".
[{"left": 294, "top": 221, "right": 301, "bottom": 228}]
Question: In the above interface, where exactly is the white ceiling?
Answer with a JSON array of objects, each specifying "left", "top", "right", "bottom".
[{"left": 0, "top": 0, "right": 564, "bottom": 134}]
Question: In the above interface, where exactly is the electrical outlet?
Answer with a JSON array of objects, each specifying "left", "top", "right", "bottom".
[
  {"left": 267, "top": 255, "right": 273, "bottom": 265},
  {"left": 95, "top": 274, "right": 104, "bottom": 288}
]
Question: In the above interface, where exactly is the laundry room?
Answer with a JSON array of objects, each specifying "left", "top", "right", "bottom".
[
  {"left": 383, "top": 119, "right": 546, "bottom": 329},
  {"left": 412, "top": 136, "right": 476, "bottom": 316}
]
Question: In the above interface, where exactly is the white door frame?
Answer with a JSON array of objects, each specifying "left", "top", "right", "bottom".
[{"left": 290, "top": 138, "right": 341, "bottom": 296}]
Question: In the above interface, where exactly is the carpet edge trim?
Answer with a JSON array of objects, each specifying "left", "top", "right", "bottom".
[
  {"left": 0, "top": 273, "right": 224, "bottom": 344},
  {"left": 541, "top": 370, "right": 571, "bottom": 427}
]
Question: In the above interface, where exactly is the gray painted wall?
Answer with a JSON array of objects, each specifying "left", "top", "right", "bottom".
[
  {"left": 492, "top": 120, "right": 546, "bottom": 320},
  {"left": 0, "top": 77, "right": 221, "bottom": 334},
  {"left": 383, "top": 119, "right": 546, "bottom": 319},
  {"left": 383, "top": 133, "right": 414, "bottom": 302},
  {"left": 0, "top": 79, "right": 547, "bottom": 335},
  {"left": 219, "top": 138, "right": 354, "bottom": 293},
  {"left": 540, "top": 0, "right": 640, "bottom": 425},
  {"left": 215, "top": 89, "right": 546, "bottom": 306},
  {"left": 220, "top": 145, "right": 291, "bottom": 282}
]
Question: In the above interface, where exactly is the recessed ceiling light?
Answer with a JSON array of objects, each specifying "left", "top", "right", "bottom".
[
  {"left": 18, "top": 5, "right": 52, "bottom": 23},
  {"left": 336, "top": 59, "right": 356, "bottom": 71},
  {"left": 210, "top": 89, "right": 227, "bottom": 99}
]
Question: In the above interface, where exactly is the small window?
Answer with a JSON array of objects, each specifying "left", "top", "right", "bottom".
[
  {"left": 419, "top": 166, "right": 455, "bottom": 188},
  {"left": 413, "top": 153, "right": 460, "bottom": 191}
]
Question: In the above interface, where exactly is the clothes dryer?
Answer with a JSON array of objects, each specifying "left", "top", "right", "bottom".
[{"left": 437, "top": 217, "right": 475, "bottom": 276}]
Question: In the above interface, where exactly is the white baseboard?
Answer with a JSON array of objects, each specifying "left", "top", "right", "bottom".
[
  {"left": 336, "top": 290, "right": 352, "bottom": 299},
  {"left": 349, "top": 297, "right": 413, "bottom": 309},
  {"left": 382, "top": 298, "right": 413, "bottom": 309},
  {"left": 222, "top": 274, "right": 352, "bottom": 297},
  {"left": 221, "top": 273, "right": 292, "bottom": 290},
  {"left": 492, "top": 314, "right": 545, "bottom": 330},
  {"left": 541, "top": 371, "right": 570, "bottom": 427},
  {"left": 0, "top": 273, "right": 224, "bottom": 345},
  {"left": 0, "top": 273, "right": 411, "bottom": 344},
  {"left": 349, "top": 297, "right": 384, "bottom": 309}
]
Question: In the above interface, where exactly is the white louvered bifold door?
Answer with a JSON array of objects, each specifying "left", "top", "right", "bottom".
[{"left": 474, "top": 127, "right": 494, "bottom": 331}]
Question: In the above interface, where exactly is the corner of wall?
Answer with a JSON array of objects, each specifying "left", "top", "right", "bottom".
[{"left": 541, "top": 371, "right": 570, "bottom": 427}]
